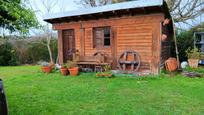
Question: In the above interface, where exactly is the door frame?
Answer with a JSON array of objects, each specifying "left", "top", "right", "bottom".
[{"left": 62, "top": 29, "right": 75, "bottom": 63}]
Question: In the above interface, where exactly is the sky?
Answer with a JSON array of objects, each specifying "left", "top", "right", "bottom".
[
  {"left": 29, "top": 0, "right": 81, "bottom": 24},
  {"left": 28, "top": 0, "right": 82, "bottom": 34}
]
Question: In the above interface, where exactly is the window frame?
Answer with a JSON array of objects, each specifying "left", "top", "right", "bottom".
[{"left": 93, "top": 26, "right": 111, "bottom": 49}]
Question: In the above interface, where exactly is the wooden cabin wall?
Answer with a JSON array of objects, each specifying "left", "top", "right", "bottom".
[
  {"left": 54, "top": 14, "right": 164, "bottom": 74},
  {"left": 117, "top": 22, "right": 157, "bottom": 73}
]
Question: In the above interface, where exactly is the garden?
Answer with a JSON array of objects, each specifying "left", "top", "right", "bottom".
[
  {"left": 1, "top": 66, "right": 204, "bottom": 115},
  {"left": 0, "top": 0, "right": 204, "bottom": 115}
]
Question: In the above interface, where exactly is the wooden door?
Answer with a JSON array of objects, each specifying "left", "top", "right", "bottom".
[{"left": 63, "top": 29, "right": 75, "bottom": 62}]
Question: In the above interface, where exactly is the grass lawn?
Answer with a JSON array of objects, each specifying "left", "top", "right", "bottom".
[{"left": 0, "top": 66, "right": 204, "bottom": 115}]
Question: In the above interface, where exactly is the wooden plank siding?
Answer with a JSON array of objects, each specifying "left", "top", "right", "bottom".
[
  {"left": 116, "top": 25, "right": 153, "bottom": 72},
  {"left": 54, "top": 14, "right": 165, "bottom": 74}
]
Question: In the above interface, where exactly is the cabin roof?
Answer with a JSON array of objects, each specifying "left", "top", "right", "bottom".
[{"left": 44, "top": 0, "right": 170, "bottom": 23}]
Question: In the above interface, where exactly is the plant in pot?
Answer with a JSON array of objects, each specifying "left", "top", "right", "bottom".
[
  {"left": 67, "top": 60, "right": 79, "bottom": 76},
  {"left": 60, "top": 64, "right": 68, "bottom": 76},
  {"left": 96, "top": 65, "right": 113, "bottom": 78},
  {"left": 186, "top": 48, "right": 200, "bottom": 68},
  {"left": 49, "top": 62, "right": 55, "bottom": 69},
  {"left": 41, "top": 62, "right": 52, "bottom": 73}
]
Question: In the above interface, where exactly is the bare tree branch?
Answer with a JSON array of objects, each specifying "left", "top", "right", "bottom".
[{"left": 76, "top": 0, "right": 204, "bottom": 24}]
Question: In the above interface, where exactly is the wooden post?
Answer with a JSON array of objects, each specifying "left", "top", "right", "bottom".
[
  {"left": 58, "top": 30, "right": 64, "bottom": 64},
  {"left": 111, "top": 26, "right": 117, "bottom": 69},
  {"left": 80, "top": 25, "right": 85, "bottom": 56},
  {"left": 151, "top": 22, "right": 161, "bottom": 74}
]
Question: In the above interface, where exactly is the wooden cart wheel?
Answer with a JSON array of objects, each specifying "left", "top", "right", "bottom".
[{"left": 118, "top": 50, "right": 141, "bottom": 72}]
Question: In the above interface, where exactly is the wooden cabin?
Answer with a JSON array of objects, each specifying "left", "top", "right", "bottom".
[{"left": 44, "top": 0, "right": 173, "bottom": 74}]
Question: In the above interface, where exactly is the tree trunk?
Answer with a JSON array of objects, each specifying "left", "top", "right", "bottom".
[{"left": 47, "top": 42, "right": 53, "bottom": 63}]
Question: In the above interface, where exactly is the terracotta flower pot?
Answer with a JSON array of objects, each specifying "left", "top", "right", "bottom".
[
  {"left": 165, "top": 58, "right": 178, "bottom": 72},
  {"left": 41, "top": 66, "right": 52, "bottom": 73},
  {"left": 188, "top": 59, "right": 199, "bottom": 68},
  {"left": 68, "top": 67, "right": 79, "bottom": 76},
  {"left": 60, "top": 68, "right": 68, "bottom": 76}
]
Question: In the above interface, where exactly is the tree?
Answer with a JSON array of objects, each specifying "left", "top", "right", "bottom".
[
  {"left": 0, "top": 0, "right": 39, "bottom": 35},
  {"left": 76, "top": 0, "right": 204, "bottom": 23},
  {"left": 166, "top": 0, "right": 204, "bottom": 23},
  {"left": 31, "top": 0, "right": 59, "bottom": 64}
]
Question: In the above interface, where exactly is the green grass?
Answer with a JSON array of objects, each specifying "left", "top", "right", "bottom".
[{"left": 0, "top": 66, "right": 204, "bottom": 115}]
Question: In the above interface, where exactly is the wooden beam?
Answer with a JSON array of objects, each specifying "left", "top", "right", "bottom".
[
  {"left": 151, "top": 22, "right": 161, "bottom": 74},
  {"left": 80, "top": 27, "right": 85, "bottom": 56},
  {"left": 58, "top": 30, "right": 63, "bottom": 64}
]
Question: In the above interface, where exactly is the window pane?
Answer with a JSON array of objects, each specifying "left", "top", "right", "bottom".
[
  {"left": 96, "top": 38, "right": 103, "bottom": 46},
  {"left": 104, "top": 27, "right": 110, "bottom": 46},
  {"left": 96, "top": 30, "right": 103, "bottom": 38},
  {"left": 104, "top": 27, "right": 110, "bottom": 38},
  {"left": 104, "top": 38, "right": 110, "bottom": 46},
  {"left": 93, "top": 28, "right": 103, "bottom": 48}
]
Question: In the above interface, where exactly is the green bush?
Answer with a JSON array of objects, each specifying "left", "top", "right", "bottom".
[
  {"left": 21, "top": 39, "right": 58, "bottom": 64},
  {"left": 176, "top": 30, "right": 194, "bottom": 61},
  {"left": 0, "top": 38, "right": 58, "bottom": 66},
  {"left": 27, "top": 42, "right": 50, "bottom": 64},
  {"left": 0, "top": 42, "right": 19, "bottom": 66}
]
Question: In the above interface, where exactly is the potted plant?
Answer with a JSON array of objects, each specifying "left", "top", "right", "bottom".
[
  {"left": 186, "top": 48, "right": 200, "bottom": 68},
  {"left": 49, "top": 62, "right": 55, "bottom": 69},
  {"left": 67, "top": 60, "right": 79, "bottom": 76},
  {"left": 41, "top": 62, "right": 52, "bottom": 73},
  {"left": 60, "top": 64, "right": 68, "bottom": 76},
  {"left": 96, "top": 65, "right": 113, "bottom": 78}
]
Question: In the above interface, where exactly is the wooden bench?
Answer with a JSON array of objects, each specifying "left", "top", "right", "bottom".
[{"left": 77, "top": 56, "right": 110, "bottom": 72}]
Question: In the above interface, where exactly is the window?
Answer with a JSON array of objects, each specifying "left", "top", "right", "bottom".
[{"left": 93, "top": 27, "right": 111, "bottom": 48}]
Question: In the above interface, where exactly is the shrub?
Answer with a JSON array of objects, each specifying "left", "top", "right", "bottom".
[
  {"left": 27, "top": 42, "right": 50, "bottom": 64},
  {"left": 67, "top": 60, "right": 78, "bottom": 69},
  {"left": 0, "top": 38, "right": 58, "bottom": 65},
  {"left": 186, "top": 48, "right": 201, "bottom": 59},
  {"left": 0, "top": 42, "right": 19, "bottom": 66},
  {"left": 175, "top": 30, "right": 194, "bottom": 61}
]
